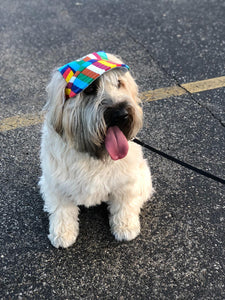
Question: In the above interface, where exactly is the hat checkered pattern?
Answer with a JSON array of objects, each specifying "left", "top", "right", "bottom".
[{"left": 58, "top": 51, "right": 129, "bottom": 100}]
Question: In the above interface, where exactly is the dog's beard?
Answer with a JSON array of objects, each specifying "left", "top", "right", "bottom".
[{"left": 62, "top": 95, "right": 106, "bottom": 158}]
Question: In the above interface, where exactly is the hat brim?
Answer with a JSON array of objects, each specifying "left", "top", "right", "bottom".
[{"left": 58, "top": 53, "right": 129, "bottom": 99}]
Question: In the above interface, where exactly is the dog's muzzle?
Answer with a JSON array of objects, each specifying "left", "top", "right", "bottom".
[
  {"left": 108, "top": 106, "right": 129, "bottom": 126},
  {"left": 103, "top": 102, "right": 134, "bottom": 160},
  {"left": 104, "top": 102, "right": 133, "bottom": 134}
]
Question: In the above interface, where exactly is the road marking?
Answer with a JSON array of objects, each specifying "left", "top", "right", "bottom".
[
  {"left": 141, "top": 85, "right": 185, "bottom": 102},
  {"left": 141, "top": 76, "right": 225, "bottom": 102},
  {"left": 0, "top": 76, "right": 225, "bottom": 132},
  {"left": 182, "top": 76, "right": 225, "bottom": 94},
  {"left": 0, "top": 113, "right": 44, "bottom": 132}
]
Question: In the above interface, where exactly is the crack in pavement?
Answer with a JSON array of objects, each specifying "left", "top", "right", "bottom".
[{"left": 126, "top": 29, "right": 225, "bottom": 128}]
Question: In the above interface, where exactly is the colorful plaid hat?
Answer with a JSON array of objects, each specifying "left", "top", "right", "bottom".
[{"left": 58, "top": 51, "right": 129, "bottom": 100}]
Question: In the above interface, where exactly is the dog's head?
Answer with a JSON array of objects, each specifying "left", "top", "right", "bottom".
[{"left": 45, "top": 53, "right": 143, "bottom": 160}]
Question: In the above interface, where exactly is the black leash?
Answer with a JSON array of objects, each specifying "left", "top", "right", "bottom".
[{"left": 133, "top": 138, "right": 225, "bottom": 185}]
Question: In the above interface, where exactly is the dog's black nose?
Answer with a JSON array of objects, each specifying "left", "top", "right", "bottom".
[
  {"left": 111, "top": 107, "right": 129, "bottom": 122},
  {"left": 104, "top": 102, "right": 131, "bottom": 129}
]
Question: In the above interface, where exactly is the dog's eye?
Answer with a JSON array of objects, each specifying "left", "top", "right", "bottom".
[
  {"left": 84, "top": 81, "right": 98, "bottom": 95},
  {"left": 117, "top": 80, "right": 125, "bottom": 89}
]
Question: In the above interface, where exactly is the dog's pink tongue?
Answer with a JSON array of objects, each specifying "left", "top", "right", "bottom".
[{"left": 105, "top": 126, "right": 129, "bottom": 160}]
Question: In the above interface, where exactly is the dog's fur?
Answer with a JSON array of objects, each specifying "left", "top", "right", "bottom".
[{"left": 39, "top": 53, "right": 153, "bottom": 248}]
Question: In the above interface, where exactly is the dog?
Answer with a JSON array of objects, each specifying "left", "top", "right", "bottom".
[{"left": 39, "top": 51, "right": 153, "bottom": 248}]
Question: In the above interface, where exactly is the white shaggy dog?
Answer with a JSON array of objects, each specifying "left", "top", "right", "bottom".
[{"left": 39, "top": 52, "right": 153, "bottom": 248}]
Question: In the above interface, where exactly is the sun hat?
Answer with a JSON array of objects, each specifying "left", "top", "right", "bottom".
[{"left": 58, "top": 51, "right": 129, "bottom": 100}]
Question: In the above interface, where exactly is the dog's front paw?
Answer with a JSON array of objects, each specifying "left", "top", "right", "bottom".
[
  {"left": 48, "top": 210, "right": 79, "bottom": 248},
  {"left": 48, "top": 229, "right": 78, "bottom": 248},
  {"left": 110, "top": 214, "right": 140, "bottom": 242}
]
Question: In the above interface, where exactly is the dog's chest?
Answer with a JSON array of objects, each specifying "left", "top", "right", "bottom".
[{"left": 62, "top": 158, "right": 128, "bottom": 207}]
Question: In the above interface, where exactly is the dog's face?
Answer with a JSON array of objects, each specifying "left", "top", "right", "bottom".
[{"left": 45, "top": 54, "right": 143, "bottom": 160}]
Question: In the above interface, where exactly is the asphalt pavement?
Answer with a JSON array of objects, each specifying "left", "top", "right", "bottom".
[{"left": 0, "top": 0, "right": 225, "bottom": 299}]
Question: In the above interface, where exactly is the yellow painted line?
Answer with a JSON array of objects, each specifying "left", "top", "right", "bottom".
[
  {"left": 0, "top": 76, "right": 225, "bottom": 132},
  {"left": 182, "top": 76, "right": 225, "bottom": 93},
  {"left": 141, "top": 85, "right": 185, "bottom": 102},
  {"left": 141, "top": 76, "right": 225, "bottom": 102},
  {"left": 0, "top": 113, "right": 44, "bottom": 132}
]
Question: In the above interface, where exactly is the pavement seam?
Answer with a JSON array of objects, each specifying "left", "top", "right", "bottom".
[
  {"left": 126, "top": 28, "right": 185, "bottom": 87},
  {"left": 177, "top": 81, "right": 225, "bottom": 128},
  {"left": 126, "top": 29, "right": 225, "bottom": 127}
]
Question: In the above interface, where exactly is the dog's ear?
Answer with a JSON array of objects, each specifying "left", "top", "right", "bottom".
[
  {"left": 107, "top": 53, "right": 141, "bottom": 104},
  {"left": 125, "top": 72, "right": 141, "bottom": 103},
  {"left": 45, "top": 71, "right": 67, "bottom": 135}
]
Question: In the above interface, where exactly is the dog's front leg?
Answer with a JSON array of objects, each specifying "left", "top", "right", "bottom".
[
  {"left": 47, "top": 201, "right": 79, "bottom": 248},
  {"left": 108, "top": 192, "right": 143, "bottom": 242}
]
